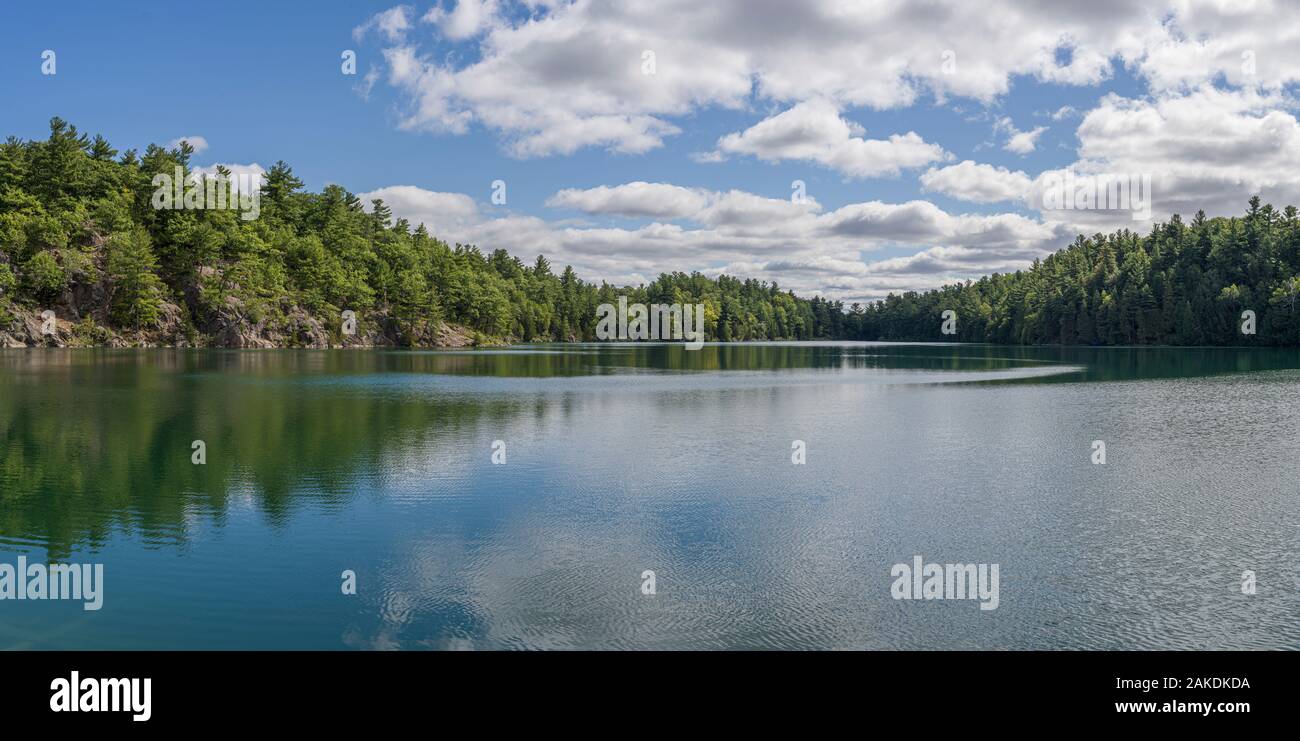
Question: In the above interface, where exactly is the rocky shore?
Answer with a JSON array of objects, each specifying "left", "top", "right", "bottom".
[{"left": 0, "top": 304, "right": 482, "bottom": 349}]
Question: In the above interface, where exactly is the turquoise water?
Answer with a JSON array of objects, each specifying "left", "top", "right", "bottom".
[{"left": 1, "top": 343, "right": 1298, "bottom": 649}]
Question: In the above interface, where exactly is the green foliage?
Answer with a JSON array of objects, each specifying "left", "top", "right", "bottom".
[
  {"left": 847, "top": 200, "right": 1300, "bottom": 346},
  {"left": 21, "top": 117, "right": 1295, "bottom": 349},
  {"left": 21, "top": 250, "right": 66, "bottom": 300},
  {"left": 106, "top": 228, "right": 164, "bottom": 328},
  {"left": 0, "top": 262, "right": 15, "bottom": 298},
  {"left": 71, "top": 315, "right": 111, "bottom": 345},
  {"left": 0, "top": 118, "right": 852, "bottom": 345}
]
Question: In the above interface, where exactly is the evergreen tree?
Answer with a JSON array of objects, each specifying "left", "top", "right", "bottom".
[{"left": 106, "top": 228, "right": 164, "bottom": 328}]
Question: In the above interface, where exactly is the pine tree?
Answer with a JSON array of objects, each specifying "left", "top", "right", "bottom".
[{"left": 106, "top": 229, "right": 164, "bottom": 328}]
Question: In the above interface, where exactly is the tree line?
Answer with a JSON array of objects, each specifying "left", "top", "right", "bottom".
[
  {"left": 0, "top": 118, "right": 847, "bottom": 345},
  {"left": 843, "top": 197, "right": 1300, "bottom": 345},
  {"left": 4, "top": 118, "right": 1294, "bottom": 347}
]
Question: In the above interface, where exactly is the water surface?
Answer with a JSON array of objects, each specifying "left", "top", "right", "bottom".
[{"left": 1, "top": 343, "right": 1298, "bottom": 649}]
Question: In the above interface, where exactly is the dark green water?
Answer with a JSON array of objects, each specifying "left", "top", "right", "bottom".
[{"left": 1, "top": 343, "right": 1298, "bottom": 649}]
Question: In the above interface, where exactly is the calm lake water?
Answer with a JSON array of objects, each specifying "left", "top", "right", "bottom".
[{"left": 1, "top": 343, "right": 1298, "bottom": 650}]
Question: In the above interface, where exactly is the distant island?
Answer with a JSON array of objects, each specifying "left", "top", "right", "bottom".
[{"left": 1, "top": 118, "right": 1295, "bottom": 348}]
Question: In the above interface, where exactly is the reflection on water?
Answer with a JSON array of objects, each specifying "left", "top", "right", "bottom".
[{"left": 1, "top": 343, "right": 1298, "bottom": 649}]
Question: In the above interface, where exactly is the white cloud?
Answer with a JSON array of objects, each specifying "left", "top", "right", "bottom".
[
  {"left": 340, "top": 2, "right": 1300, "bottom": 300},
  {"left": 547, "top": 182, "right": 824, "bottom": 229},
  {"left": 1128, "top": 2, "right": 1300, "bottom": 93},
  {"left": 546, "top": 182, "right": 710, "bottom": 220},
  {"left": 695, "top": 190, "right": 823, "bottom": 229},
  {"left": 352, "top": 0, "right": 1173, "bottom": 157},
  {"left": 368, "top": 181, "right": 1064, "bottom": 303},
  {"left": 354, "top": 5, "right": 413, "bottom": 43},
  {"left": 714, "top": 99, "right": 948, "bottom": 178},
  {"left": 689, "top": 150, "right": 725, "bottom": 164},
  {"left": 357, "top": 185, "right": 480, "bottom": 231},
  {"left": 190, "top": 163, "right": 266, "bottom": 193},
  {"left": 1027, "top": 85, "right": 1300, "bottom": 232},
  {"left": 996, "top": 117, "right": 1047, "bottom": 154},
  {"left": 422, "top": 0, "right": 500, "bottom": 40},
  {"left": 169, "top": 136, "right": 209, "bottom": 154},
  {"left": 355, "top": 67, "right": 381, "bottom": 101},
  {"left": 920, "top": 160, "right": 1032, "bottom": 203},
  {"left": 819, "top": 199, "right": 1055, "bottom": 248},
  {"left": 1006, "top": 127, "right": 1047, "bottom": 154}
]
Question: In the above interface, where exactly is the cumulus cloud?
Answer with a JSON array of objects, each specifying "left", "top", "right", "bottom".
[
  {"left": 996, "top": 117, "right": 1047, "bottom": 154},
  {"left": 920, "top": 161, "right": 1032, "bottom": 203},
  {"left": 714, "top": 99, "right": 948, "bottom": 178},
  {"left": 190, "top": 162, "right": 266, "bottom": 193},
  {"left": 354, "top": 5, "right": 414, "bottom": 43},
  {"left": 546, "top": 182, "right": 710, "bottom": 220},
  {"left": 867, "top": 244, "right": 1047, "bottom": 277},
  {"left": 169, "top": 135, "right": 209, "bottom": 154},
  {"left": 350, "top": 0, "right": 1180, "bottom": 157},
  {"left": 340, "top": 2, "right": 1300, "bottom": 300},
  {"left": 422, "top": 0, "right": 500, "bottom": 40},
  {"left": 546, "top": 182, "right": 825, "bottom": 228},
  {"left": 358, "top": 185, "right": 480, "bottom": 231},
  {"left": 1128, "top": 2, "right": 1300, "bottom": 93},
  {"left": 1006, "top": 127, "right": 1047, "bottom": 154},
  {"left": 1024, "top": 86, "right": 1300, "bottom": 232},
  {"left": 366, "top": 181, "right": 1066, "bottom": 303}
]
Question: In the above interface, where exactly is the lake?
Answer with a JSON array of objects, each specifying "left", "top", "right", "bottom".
[{"left": 1, "top": 343, "right": 1298, "bottom": 649}]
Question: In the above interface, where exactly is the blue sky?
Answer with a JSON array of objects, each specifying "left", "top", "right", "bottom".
[{"left": 2, "top": 2, "right": 1295, "bottom": 302}]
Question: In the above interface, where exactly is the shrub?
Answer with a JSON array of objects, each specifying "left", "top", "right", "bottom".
[{"left": 21, "top": 251, "right": 66, "bottom": 300}]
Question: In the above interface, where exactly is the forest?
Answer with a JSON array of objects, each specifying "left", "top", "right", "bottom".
[
  {"left": 850, "top": 196, "right": 1300, "bottom": 345},
  {"left": 1, "top": 118, "right": 1297, "bottom": 347},
  {"left": 0, "top": 118, "right": 844, "bottom": 347}
]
